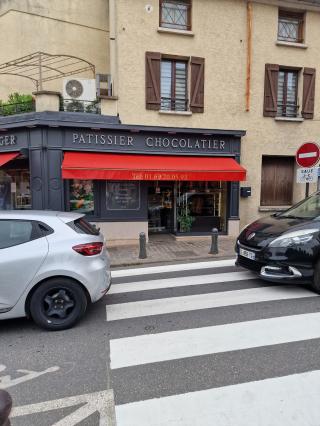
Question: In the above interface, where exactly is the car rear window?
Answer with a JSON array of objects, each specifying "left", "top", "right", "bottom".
[{"left": 67, "top": 218, "right": 100, "bottom": 236}]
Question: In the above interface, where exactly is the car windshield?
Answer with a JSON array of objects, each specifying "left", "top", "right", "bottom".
[{"left": 280, "top": 193, "right": 320, "bottom": 220}]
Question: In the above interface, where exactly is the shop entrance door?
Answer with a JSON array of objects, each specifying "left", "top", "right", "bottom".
[{"left": 148, "top": 182, "right": 174, "bottom": 233}]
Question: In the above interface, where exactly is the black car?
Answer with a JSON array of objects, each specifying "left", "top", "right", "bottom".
[{"left": 236, "top": 192, "right": 320, "bottom": 293}]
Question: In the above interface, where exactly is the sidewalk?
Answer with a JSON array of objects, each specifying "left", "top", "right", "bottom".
[{"left": 108, "top": 234, "right": 236, "bottom": 268}]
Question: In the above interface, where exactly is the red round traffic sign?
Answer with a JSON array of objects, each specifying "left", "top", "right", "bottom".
[{"left": 296, "top": 142, "right": 320, "bottom": 167}]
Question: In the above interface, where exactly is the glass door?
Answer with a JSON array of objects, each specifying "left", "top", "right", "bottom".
[
  {"left": 176, "top": 181, "right": 227, "bottom": 233},
  {"left": 148, "top": 182, "right": 174, "bottom": 233}
]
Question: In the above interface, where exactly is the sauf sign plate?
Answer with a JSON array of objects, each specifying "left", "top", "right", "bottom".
[{"left": 296, "top": 167, "right": 318, "bottom": 183}]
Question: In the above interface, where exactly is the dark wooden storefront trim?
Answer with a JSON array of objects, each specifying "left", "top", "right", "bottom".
[{"left": 0, "top": 112, "right": 246, "bottom": 228}]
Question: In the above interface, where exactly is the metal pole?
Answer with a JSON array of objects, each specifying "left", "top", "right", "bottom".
[
  {"left": 139, "top": 232, "right": 147, "bottom": 259},
  {"left": 0, "top": 390, "right": 12, "bottom": 426},
  {"left": 173, "top": 181, "right": 177, "bottom": 233},
  {"left": 209, "top": 228, "right": 219, "bottom": 255},
  {"left": 306, "top": 182, "right": 310, "bottom": 198}
]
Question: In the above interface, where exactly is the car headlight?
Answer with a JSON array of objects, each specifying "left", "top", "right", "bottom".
[{"left": 269, "top": 229, "right": 319, "bottom": 248}]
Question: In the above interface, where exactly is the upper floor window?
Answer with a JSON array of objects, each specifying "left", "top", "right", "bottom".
[
  {"left": 160, "top": 0, "right": 192, "bottom": 31},
  {"left": 277, "top": 69, "right": 298, "bottom": 117},
  {"left": 161, "top": 60, "right": 188, "bottom": 111},
  {"left": 278, "top": 9, "right": 304, "bottom": 43},
  {"left": 263, "top": 64, "right": 316, "bottom": 120},
  {"left": 146, "top": 52, "right": 204, "bottom": 113}
]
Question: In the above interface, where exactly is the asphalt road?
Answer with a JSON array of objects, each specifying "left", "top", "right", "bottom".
[
  {"left": 108, "top": 260, "right": 320, "bottom": 426},
  {"left": 0, "top": 292, "right": 114, "bottom": 425},
  {"left": 2, "top": 259, "right": 320, "bottom": 425}
]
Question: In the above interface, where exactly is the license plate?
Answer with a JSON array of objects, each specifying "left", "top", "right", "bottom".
[{"left": 239, "top": 248, "right": 255, "bottom": 260}]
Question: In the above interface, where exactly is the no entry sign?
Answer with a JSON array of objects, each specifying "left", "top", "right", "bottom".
[{"left": 296, "top": 142, "right": 320, "bottom": 168}]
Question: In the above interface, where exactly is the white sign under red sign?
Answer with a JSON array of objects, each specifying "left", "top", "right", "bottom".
[
  {"left": 296, "top": 142, "right": 320, "bottom": 168},
  {"left": 296, "top": 167, "right": 318, "bottom": 183}
]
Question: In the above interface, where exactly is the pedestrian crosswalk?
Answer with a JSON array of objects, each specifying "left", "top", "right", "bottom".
[
  {"left": 107, "top": 260, "right": 320, "bottom": 426},
  {"left": 115, "top": 370, "right": 320, "bottom": 426},
  {"left": 107, "top": 285, "right": 315, "bottom": 321},
  {"left": 109, "top": 270, "right": 254, "bottom": 294},
  {"left": 110, "top": 310, "right": 320, "bottom": 369}
]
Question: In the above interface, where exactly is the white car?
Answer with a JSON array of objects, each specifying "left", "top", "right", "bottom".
[{"left": 0, "top": 211, "right": 111, "bottom": 330}]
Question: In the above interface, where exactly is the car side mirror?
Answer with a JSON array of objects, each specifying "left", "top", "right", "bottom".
[{"left": 271, "top": 211, "right": 281, "bottom": 217}]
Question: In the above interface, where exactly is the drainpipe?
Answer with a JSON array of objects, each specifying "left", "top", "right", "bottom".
[
  {"left": 246, "top": 1, "right": 253, "bottom": 112},
  {"left": 109, "top": 0, "right": 118, "bottom": 99}
]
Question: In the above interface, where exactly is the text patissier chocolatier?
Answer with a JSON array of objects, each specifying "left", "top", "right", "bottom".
[{"left": 72, "top": 133, "right": 226, "bottom": 151}]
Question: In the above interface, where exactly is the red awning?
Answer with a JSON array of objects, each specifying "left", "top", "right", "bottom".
[
  {"left": 62, "top": 152, "right": 246, "bottom": 181},
  {"left": 0, "top": 152, "right": 19, "bottom": 167}
]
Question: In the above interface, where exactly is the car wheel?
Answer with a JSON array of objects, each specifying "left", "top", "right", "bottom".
[
  {"left": 29, "top": 278, "right": 87, "bottom": 331},
  {"left": 312, "top": 260, "right": 320, "bottom": 294}
]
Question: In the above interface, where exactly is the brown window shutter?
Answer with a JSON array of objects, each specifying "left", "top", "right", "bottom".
[
  {"left": 302, "top": 67, "right": 316, "bottom": 119},
  {"left": 263, "top": 64, "right": 279, "bottom": 117},
  {"left": 145, "top": 52, "right": 161, "bottom": 110},
  {"left": 190, "top": 57, "right": 205, "bottom": 113}
]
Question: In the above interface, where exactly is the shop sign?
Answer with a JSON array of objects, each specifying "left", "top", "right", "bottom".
[
  {"left": 68, "top": 131, "right": 235, "bottom": 156},
  {"left": 296, "top": 167, "right": 318, "bottom": 183},
  {"left": 106, "top": 181, "right": 140, "bottom": 210},
  {"left": 145, "top": 137, "right": 225, "bottom": 150},
  {"left": 0, "top": 135, "right": 17, "bottom": 147},
  {"left": 131, "top": 172, "right": 189, "bottom": 180},
  {"left": 72, "top": 133, "right": 134, "bottom": 146}
]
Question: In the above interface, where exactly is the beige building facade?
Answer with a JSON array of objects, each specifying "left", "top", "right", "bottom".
[
  {"left": 113, "top": 0, "right": 320, "bottom": 226},
  {"left": 0, "top": 0, "right": 110, "bottom": 96},
  {"left": 0, "top": 0, "right": 320, "bottom": 240}
]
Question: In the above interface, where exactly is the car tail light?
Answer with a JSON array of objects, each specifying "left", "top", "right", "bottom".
[{"left": 72, "top": 242, "right": 104, "bottom": 256}]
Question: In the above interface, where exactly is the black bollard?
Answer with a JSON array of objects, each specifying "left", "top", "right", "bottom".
[
  {"left": 209, "top": 228, "right": 219, "bottom": 255},
  {"left": 0, "top": 390, "right": 12, "bottom": 426},
  {"left": 139, "top": 232, "right": 147, "bottom": 259}
]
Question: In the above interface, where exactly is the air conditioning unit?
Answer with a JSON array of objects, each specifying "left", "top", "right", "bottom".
[{"left": 63, "top": 78, "right": 96, "bottom": 102}]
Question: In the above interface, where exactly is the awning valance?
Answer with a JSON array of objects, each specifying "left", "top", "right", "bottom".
[
  {"left": 62, "top": 153, "right": 246, "bottom": 181},
  {"left": 0, "top": 152, "right": 19, "bottom": 167}
]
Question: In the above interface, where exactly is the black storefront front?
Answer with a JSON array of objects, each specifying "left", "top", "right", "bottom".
[{"left": 0, "top": 112, "right": 246, "bottom": 237}]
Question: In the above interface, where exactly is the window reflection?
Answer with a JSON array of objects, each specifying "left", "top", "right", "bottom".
[
  {"left": 0, "top": 160, "right": 31, "bottom": 210},
  {"left": 177, "top": 181, "right": 227, "bottom": 233},
  {"left": 69, "top": 180, "right": 95, "bottom": 214}
]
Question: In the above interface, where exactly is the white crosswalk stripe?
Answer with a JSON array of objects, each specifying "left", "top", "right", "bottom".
[
  {"left": 107, "top": 285, "right": 314, "bottom": 321},
  {"left": 111, "top": 259, "right": 236, "bottom": 278},
  {"left": 107, "top": 262, "right": 320, "bottom": 426},
  {"left": 109, "top": 271, "right": 254, "bottom": 294},
  {"left": 111, "top": 311, "right": 320, "bottom": 369},
  {"left": 115, "top": 370, "right": 320, "bottom": 426}
]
